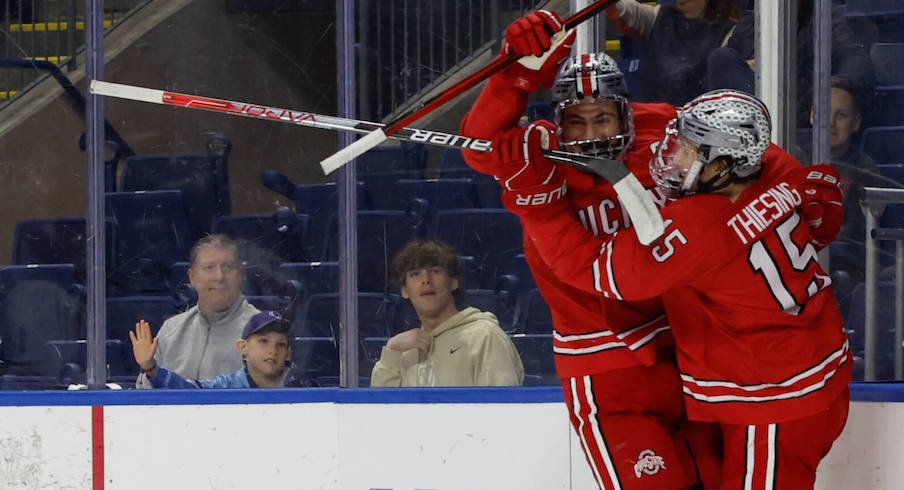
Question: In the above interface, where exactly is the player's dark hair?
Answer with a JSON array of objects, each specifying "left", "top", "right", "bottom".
[{"left": 392, "top": 239, "right": 464, "bottom": 304}]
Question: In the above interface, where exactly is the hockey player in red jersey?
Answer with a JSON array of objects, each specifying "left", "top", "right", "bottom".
[
  {"left": 497, "top": 88, "right": 849, "bottom": 489},
  {"left": 461, "top": 10, "right": 721, "bottom": 490}
]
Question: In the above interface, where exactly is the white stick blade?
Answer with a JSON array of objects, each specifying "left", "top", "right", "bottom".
[
  {"left": 320, "top": 130, "right": 388, "bottom": 174},
  {"left": 613, "top": 175, "right": 665, "bottom": 245},
  {"left": 89, "top": 80, "right": 165, "bottom": 104}
]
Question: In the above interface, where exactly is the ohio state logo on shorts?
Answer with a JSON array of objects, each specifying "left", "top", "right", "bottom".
[{"left": 633, "top": 449, "right": 666, "bottom": 478}]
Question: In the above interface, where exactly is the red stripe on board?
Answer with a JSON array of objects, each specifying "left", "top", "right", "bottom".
[{"left": 92, "top": 405, "right": 104, "bottom": 490}]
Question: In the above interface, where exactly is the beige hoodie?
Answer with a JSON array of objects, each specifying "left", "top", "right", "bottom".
[{"left": 370, "top": 307, "right": 524, "bottom": 387}]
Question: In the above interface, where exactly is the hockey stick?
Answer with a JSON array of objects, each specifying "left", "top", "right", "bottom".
[
  {"left": 318, "top": 0, "right": 619, "bottom": 174},
  {"left": 89, "top": 80, "right": 664, "bottom": 244}
]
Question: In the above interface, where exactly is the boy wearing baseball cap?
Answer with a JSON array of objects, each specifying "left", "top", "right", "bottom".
[{"left": 131, "top": 311, "right": 315, "bottom": 388}]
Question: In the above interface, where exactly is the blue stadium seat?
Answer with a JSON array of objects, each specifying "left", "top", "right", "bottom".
[
  {"left": 356, "top": 142, "right": 427, "bottom": 175},
  {"left": 878, "top": 164, "right": 904, "bottom": 187},
  {"left": 43, "top": 339, "right": 129, "bottom": 384},
  {"left": 460, "top": 289, "right": 517, "bottom": 331},
  {"left": 291, "top": 336, "right": 339, "bottom": 379},
  {"left": 860, "top": 126, "right": 904, "bottom": 165},
  {"left": 392, "top": 178, "right": 480, "bottom": 217},
  {"left": 437, "top": 149, "right": 503, "bottom": 209},
  {"left": 212, "top": 212, "right": 310, "bottom": 296},
  {"left": 506, "top": 254, "right": 536, "bottom": 292},
  {"left": 122, "top": 132, "right": 231, "bottom": 241},
  {"left": 521, "top": 288, "right": 553, "bottom": 335},
  {"left": 0, "top": 264, "right": 83, "bottom": 376},
  {"left": 325, "top": 210, "right": 424, "bottom": 293},
  {"left": 212, "top": 212, "right": 310, "bottom": 263},
  {"left": 356, "top": 144, "right": 428, "bottom": 210},
  {"left": 433, "top": 209, "right": 524, "bottom": 289},
  {"left": 278, "top": 261, "right": 340, "bottom": 296},
  {"left": 294, "top": 292, "right": 394, "bottom": 339},
  {"left": 845, "top": 281, "right": 898, "bottom": 380},
  {"left": 106, "top": 190, "right": 193, "bottom": 294},
  {"left": 872, "top": 43, "right": 904, "bottom": 87},
  {"left": 291, "top": 181, "right": 370, "bottom": 260},
  {"left": 12, "top": 217, "right": 116, "bottom": 282},
  {"left": 846, "top": 1, "right": 904, "bottom": 45},
  {"left": 360, "top": 336, "right": 389, "bottom": 365},
  {"left": 509, "top": 334, "right": 557, "bottom": 386}
]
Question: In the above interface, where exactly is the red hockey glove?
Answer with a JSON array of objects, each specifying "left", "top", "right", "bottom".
[
  {"left": 495, "top": 121, "right": 560, "bottom": 192},
  {"left": 500, "top": 10, "right": 576, "bottom": 91},
  {"left": 798, "top": 164, "right": 843, "bottom": 249}
]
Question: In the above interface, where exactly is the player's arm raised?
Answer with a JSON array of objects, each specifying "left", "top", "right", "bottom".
[{"left": 460, "top": 10, "right": 574, "bottom": 174}]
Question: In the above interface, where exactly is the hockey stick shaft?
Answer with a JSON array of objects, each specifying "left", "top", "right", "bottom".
[
  {"left": 90, "top": 80, "right": 664, "bottom": 244},
  {"left": 319, "top": 0, "right": 619, "bottom": 173},
  {"left": 89, "top": 81, "right": 619, "bottom": 177}
]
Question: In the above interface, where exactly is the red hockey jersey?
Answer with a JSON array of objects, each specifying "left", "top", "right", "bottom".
[
  {"left": 516, "top": 145, "right": 852, "bottom": 424},
  {"left": 461, "top": 74, "right": 679, "bottom": 378}
]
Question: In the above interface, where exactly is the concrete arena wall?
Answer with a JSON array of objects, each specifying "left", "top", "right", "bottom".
[{"left": 0, "top": 385, "right": 900, "bottom": 490}]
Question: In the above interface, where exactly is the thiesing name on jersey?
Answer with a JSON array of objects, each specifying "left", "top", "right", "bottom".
[{"left": 726, "top": 181, "right": 801, "bottom": 245}]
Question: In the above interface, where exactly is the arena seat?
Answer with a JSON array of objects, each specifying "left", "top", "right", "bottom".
[
  {"left": 521, "top": 288, "right": 553, "bottom": 335},
  {"left": 122, "top": 132, "right": 232, "bottom": 242},
  {"left": 324, "top": 210, "right": 424, "bottom": 293},
  {"left": 12, "top": 217, "right": 116, "bottom": 282},
  {"left": 106, "top": 190, "right": 193, "bottom": 294},
  {"left": 860, "top": 126, "right": 904, "bottom": 165},
  {"left": 392, "top": 178, "right": 480, "bottom": 219},
  {"left": 433, "top": 209, "right": 524, "bottom": 289},
  {"left": 291, "top": 336, "right": 339, "bottom": 379},
  {"left": 509, "top": 333, "right": 558, "bottom": 386},
  {"left": 437, "top": 149, "right": 504, "bottom": 209},
  {"left": 294, "top": 292, "right": 394, "bottom": 339},
  {"left": 845, "top": 281, "right": 898, "bottom": 380}
]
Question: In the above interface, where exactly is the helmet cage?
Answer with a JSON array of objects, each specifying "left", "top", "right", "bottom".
[
  {"left": 650, "top": 120, "right": 706, "bottom": 199},
  {"left": 556, "top": 97, "right": 635, "bottom": 161}
]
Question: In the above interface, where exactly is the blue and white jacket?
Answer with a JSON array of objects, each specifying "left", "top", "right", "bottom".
[{"left": 149, "top": 364, "right": 317, "bottom": 389}]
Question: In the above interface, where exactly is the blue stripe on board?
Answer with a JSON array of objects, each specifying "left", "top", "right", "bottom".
[{"left": 0, "top": 383, "right": 900, "bottom": 407}]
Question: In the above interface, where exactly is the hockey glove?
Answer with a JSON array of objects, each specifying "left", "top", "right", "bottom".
[
  {"left": 798, "top": 163, "right": 843, "bottom": 248},
  {"left": 495, "top": 121, "right": 560, "bottom": 192},
  {"left": 501, "top": 10, "right": 576, "bottom": 91}
]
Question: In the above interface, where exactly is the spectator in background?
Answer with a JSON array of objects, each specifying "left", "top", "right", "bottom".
[
  {"left": 798, "top": 76, "right": 888, "bottom": 282},
  {"left": 370, "top": 239, "right": 524, "bottom": 387},
  {"left": 136, "top": 234, "right": 259, "bottom": 388},
  {"left": 608, "top": 0, "right": 746, "bottom": 105},
  {"left": 132, "top": 311, "right": 316, "bottom": 388},
  {"left": 707, "top": 0, "right": 875, "bottom": 127}
]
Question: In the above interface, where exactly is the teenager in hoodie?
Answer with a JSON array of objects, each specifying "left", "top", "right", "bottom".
[{"left": 370, "top": 239, "right": 524, "bottom": 387}]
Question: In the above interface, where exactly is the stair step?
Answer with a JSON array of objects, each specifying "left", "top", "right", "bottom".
[
  {"left": 9, "top": 20, "right": 113, "bottom": 32},
  {"left": 23, "top": 56, "right": 69, "bottom": 65}
]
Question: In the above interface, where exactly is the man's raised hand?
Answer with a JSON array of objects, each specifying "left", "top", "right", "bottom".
[{"left": 129, "top": 319, "right": 159, "bottom": 373}]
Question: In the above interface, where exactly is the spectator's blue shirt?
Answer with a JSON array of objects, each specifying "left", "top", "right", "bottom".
[{"left": 149, "top": 364, "right": 317, "bottom": 389}]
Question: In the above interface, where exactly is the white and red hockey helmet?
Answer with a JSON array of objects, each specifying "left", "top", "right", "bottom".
[
  {"left": 550, "top": 52, "right": 634, "bottom": 161},
  {"left": 651, "top": 89, "right": 771, "bottom": 198}
]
